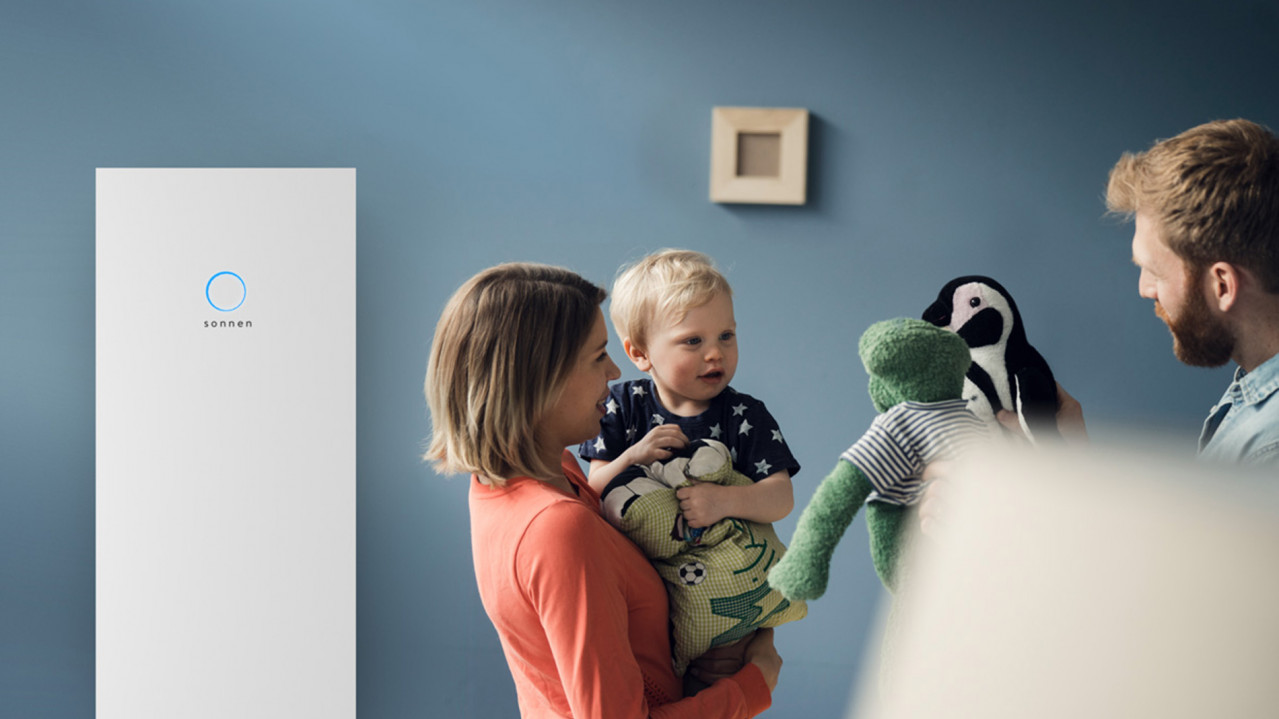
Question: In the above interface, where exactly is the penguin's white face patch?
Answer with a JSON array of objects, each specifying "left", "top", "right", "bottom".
[
  {"left": 947, "top": 283, "right": 997, "bottom": 329},
  {"left": 948, "top": 282, "right": 1014, "bottom": 347}
]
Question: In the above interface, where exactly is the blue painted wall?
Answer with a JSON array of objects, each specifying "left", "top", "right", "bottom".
[{"left": 3, "top": 0, "right": 1276, "bottom": 716}]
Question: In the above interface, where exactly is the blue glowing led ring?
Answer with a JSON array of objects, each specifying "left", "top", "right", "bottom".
[{"left": 206, "top": 271, "right": 246, "bottom": 312}]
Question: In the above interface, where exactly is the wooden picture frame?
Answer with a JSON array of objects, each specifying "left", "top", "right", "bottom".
[{"left": 710, "top": 107, "right": 809, "bottom": 205}]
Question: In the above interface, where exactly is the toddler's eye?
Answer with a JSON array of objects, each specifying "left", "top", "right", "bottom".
[
  {"left": 720, "top": 331, "right": 736, "bottom": 342},
  {"left": 969, "top": 297, "right": 981, "bottom": 308},
  {"left": 684, "top": 337, "right": 702, "bottom": 346}
]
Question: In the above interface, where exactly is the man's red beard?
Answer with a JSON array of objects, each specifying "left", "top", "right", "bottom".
[{"left": 1155, "top": 285, "right": 1234, "bottom": 367}]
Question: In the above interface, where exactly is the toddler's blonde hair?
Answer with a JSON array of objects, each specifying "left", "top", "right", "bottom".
[{"left": 610, "top": 249, "right": 732, "bottom": 350}]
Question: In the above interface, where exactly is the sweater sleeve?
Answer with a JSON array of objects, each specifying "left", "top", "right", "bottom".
[{"left": 517, "top": 502, "right": 771, "bottom": 719}]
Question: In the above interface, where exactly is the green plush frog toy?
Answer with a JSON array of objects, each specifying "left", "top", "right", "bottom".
[{"left": 768, "top": 318, "right": 988, "bottom": 599}]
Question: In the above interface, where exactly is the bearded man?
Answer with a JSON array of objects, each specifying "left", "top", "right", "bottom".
[{"left": 1109, "top": 118, "right": 1279, "bottom": 465}]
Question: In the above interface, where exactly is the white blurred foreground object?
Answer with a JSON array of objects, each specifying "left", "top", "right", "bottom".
[{"left": 852, "top": 444, "right": 1279, "bottom": 719}]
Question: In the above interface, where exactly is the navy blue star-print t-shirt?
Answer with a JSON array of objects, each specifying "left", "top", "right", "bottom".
[{"left": 578, "top": 378, "right": 801, "bottom": 481}]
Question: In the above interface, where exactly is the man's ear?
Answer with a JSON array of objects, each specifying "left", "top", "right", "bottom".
[
  {"left": 623, "top": 337, "right": 652, "bottom": 372},
  {"left": 1207, "top": 262, "right": 1242, "bottom": 313}
]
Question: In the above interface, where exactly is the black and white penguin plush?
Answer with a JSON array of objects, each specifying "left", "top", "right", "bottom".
[{"left": 922, "top": 276, "right": 1060, "bottom": 441}]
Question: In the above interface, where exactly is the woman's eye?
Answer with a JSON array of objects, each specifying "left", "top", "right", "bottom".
[{"left": 969, "top": 297, "right": 981, "bottom": 308}]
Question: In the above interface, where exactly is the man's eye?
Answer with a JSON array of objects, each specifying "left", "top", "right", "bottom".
[{"left": 969, "top": 297, "right": 981, "bottom": 308}]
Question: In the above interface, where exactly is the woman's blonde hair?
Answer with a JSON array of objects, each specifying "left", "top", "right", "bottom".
[
  {"left": 609, "top": 249, "right": 732, "bottom": 351},
  {"left": 1107, "top": 118, "right": 1279, "bottom": 291},
  {"left": 425, "top": 263, "right": 606, "bottom": 485}
]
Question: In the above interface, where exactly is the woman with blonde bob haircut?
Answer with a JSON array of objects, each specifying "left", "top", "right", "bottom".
[
  {"left": 425, "top": 262, "right": 781, "bottom": 719},
  {"left": 426, "top": 262, "right": 608, "bottom": 485}
]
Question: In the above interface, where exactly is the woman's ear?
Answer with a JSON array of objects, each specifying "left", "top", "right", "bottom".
[{"left": 623, "top": 337, "right": 652, "bottom": 372}]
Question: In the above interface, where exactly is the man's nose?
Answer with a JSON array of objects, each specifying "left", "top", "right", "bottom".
[{"left": 1137, "top": 271, "right": 1155, "bottom": 299}]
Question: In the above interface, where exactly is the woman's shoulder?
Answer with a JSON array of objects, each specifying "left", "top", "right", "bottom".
[
  {"left": 473, "top": 476, "right": 596, "bottom": 541},
  {"left": 513, "top": 494, "right": 636, "bottom": 586},
  {"left": 522, "top": 492, "right": 609, "bottom": 542}
]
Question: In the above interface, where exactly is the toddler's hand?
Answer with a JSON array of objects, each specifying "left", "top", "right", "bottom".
[
  {"left": 676, "top": 480, "right": 731, "bottom": 528},
  {"left": 623, "top": 424, "right": 688, "bottom": 466}
]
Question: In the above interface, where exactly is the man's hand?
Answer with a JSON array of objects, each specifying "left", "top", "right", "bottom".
[
  {"left": 1052, "top": 383, "right": 1088, "bottom": 442},
  {"left": 996, "top": 382, "right": 1088, "bottom": 443}
]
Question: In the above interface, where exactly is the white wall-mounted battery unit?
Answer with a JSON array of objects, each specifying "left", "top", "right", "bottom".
[{"left": 96, "top": 168, "right": 355, "bottom": 719}]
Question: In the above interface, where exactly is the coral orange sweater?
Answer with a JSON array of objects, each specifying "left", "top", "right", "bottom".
[{"left": 469, "top": 450, "right": 772, "bottom": 718}]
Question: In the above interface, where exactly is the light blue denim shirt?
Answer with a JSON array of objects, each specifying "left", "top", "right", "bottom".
[{"left": 1198, "top": 352, "right": 1279, "bottom": 466}]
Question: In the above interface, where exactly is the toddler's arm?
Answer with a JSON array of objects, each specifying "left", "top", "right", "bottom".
[
  {"left": 586, "top": 424, "right": 689, "bottom": 495},
  {"left": 675, "top": 470, "right": 793, "bottom": 528}
]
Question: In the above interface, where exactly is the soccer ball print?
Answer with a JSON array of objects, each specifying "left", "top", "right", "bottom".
[{"left": 678, "top": 561, "right": 707, "bottom": 585}]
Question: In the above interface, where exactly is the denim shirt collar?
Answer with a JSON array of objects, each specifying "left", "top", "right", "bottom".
[{"left": 1229, "top": 352, "right": 1279, "bottom": 407}]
